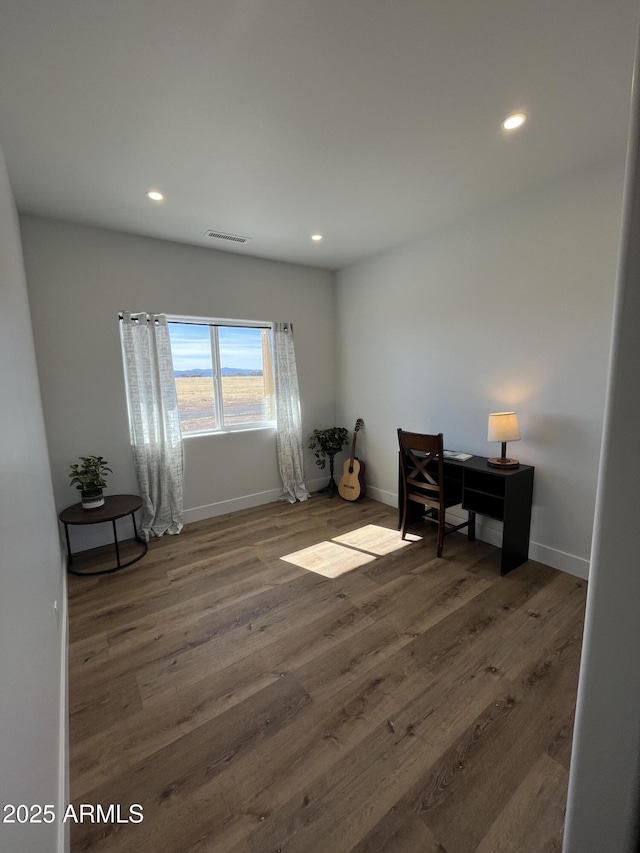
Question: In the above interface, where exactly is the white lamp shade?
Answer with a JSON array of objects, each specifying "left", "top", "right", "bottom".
[{"left": 488, "top": 412, "right": 521, "bottom": 443}]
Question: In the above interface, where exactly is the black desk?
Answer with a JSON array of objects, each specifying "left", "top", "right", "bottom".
[{"left": 398, "top": 455, "right": 534, "bottom": 575}]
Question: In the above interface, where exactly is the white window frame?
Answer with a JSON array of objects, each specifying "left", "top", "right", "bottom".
[{"left": 167, "top": 314, "right": 275, "bottom": 436}]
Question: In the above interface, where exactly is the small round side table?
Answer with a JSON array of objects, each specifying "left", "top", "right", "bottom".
[{"left": 58, "top": 494, "right": 148, "bottom": 576}]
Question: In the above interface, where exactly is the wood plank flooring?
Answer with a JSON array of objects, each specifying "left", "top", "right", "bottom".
[{"left": 67, "top": 495, "right": 586, "bottom": 853}]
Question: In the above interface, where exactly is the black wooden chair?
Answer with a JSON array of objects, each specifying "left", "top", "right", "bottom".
[{"left": 397, "top": 429, "right": 476, "bottom": 557}]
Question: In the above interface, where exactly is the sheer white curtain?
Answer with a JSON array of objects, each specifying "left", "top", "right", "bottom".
[
  {"left": 120, "top": 312, "right": 184, "bottom": 539},
  {"left": 271, "top": 322, "right": 310, "bottom": 503}
]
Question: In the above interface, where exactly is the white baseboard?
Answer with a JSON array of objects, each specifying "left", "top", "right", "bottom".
[
  {"left": 363, "top": 484, "right": 397, "bottom": 507},
  {"left": 306, "top": 475, "right": 332, "bottom": 493},
  {"left": 58, "top": 550, "right": 70, "bottom": 853},
  {"left": 183, "top": 487, "right": 284, "bottom": 523},
  {"left": 528, "top": 542, "right": 590, "bottom": 579},
  {"left": 380, "top": 497, "right": 589, "bottom": 580},
  {"left": 183, "top": 484, "right": 591, "bottom": 580},
  {"left": 445, "top": 508, "right": 590, "bottom": 579},
  {"left": 183, "top": 476, "right": 364, "bottom": 524}
]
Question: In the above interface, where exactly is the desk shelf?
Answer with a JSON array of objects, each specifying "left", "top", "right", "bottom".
[{"left": 462, "top": 489, "right": 505, "bottom": 521}]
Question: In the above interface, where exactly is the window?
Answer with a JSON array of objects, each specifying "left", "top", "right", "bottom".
[{"left": 167, "top": 318, "right": 275, "bottom": 434}]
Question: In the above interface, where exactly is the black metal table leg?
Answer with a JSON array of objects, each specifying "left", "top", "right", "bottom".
[
  {"left": 112, "top": 518, "right": 121, "bottom": 567},
  {"left": 132, "top": 512, "right": 141, "bottom": 543},
  {"left": 64, "top": 523, "right": 73, "bottom": 566}
]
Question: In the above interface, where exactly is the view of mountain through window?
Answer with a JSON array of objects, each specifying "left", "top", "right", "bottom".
[{"left": 168, "top": 321, "right": 274, "bottom": 433}]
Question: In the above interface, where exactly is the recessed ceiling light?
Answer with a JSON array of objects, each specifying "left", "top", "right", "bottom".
[
  {"left": 502, "top": 112, "right": 527, "bottom": 131},
  {"left": 311, "top": 234, "right": 323, "bottom": 242},
  {"left": 146, "top": 190, "right": 164, "bottom": 201}
]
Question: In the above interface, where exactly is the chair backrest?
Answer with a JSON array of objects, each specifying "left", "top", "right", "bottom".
[{"left": 397, "top": 429, "right": 445, "bottom": 512}]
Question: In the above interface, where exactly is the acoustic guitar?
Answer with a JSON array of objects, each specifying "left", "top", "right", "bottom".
[{"left": 338, "top": 418, "right": 366, "bottom": 501}]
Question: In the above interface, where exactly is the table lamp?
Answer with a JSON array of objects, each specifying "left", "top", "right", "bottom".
[{"left": 487, "top": 412, "right": 520, "bottom": 468}]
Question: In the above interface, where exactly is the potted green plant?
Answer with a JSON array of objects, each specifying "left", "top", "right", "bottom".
[
  {"left": 308, "top": 427, "right": 349, "bottom": 496},
  {"left": 69, "top": 456, "right": 112, "bottom": 510}
]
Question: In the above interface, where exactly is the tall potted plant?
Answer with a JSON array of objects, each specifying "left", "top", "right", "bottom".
[
  {"left": 308, "top": 427, "right": 349, "bottom": 496},
  {"left": 69, "top": 456, "right": 112, "bottom": 510}
]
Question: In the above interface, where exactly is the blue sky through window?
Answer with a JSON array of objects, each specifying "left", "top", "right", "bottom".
[{"left": 168, "top": 323, "right": 264, "bottom": 372}]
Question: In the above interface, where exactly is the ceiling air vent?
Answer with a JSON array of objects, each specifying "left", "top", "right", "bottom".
[{"left": 204, "top": 230, "right": 250, "bottom": 244}]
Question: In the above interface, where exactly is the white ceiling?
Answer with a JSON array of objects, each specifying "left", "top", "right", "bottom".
[{"left": 0, "top": 0, "right": 638, "bottom": 270}]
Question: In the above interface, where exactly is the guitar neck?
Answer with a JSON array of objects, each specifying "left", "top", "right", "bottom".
[
  {"left": 348, "top": 420, "right": 363, "bottom": 469},
  {"left": 349, "top": 434, "right": 357, "bottom": 465}
]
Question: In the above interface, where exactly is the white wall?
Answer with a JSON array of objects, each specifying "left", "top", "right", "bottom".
[
  {"left": 335, "top": 157, "right": 626, "bottom": 577},
  {"left": 564, "top": 44, "right": 640, "bottom": 851},
  {"left": 20, "top": 217, "right": 335, "bottom": 550},
  {"left": 0, "top": 152, "right": 67, "bottom": 850}
]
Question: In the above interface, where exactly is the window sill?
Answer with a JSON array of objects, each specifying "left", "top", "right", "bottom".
[{"left": 182, "top": 423, "right": 277, "bottom": 438}]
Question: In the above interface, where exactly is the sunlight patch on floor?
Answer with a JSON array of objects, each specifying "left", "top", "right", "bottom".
[
  {"left": 332, "top": 524, "right": 421, "bottom": 556},
  {"left": 280, "top": 524, "right": 422, "bottom": 578},
  {"left": 280, "top": 540, "right": 376, "bottom": 577}
]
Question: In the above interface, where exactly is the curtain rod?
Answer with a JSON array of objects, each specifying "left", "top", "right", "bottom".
[{"left": 118, "top": 313, "right": 272, "bottom": 330}]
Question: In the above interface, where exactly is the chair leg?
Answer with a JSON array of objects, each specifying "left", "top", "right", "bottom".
[
  {"left": 437, "top": 511, "right": 445, "bottom": 558},
  {"left": 400, "top": 502, "right": 408, "bottom": 540}
]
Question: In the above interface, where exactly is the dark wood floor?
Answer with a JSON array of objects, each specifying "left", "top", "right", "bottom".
[{"left": 68, "top": 494, "right": 586, "bottom": 853}]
